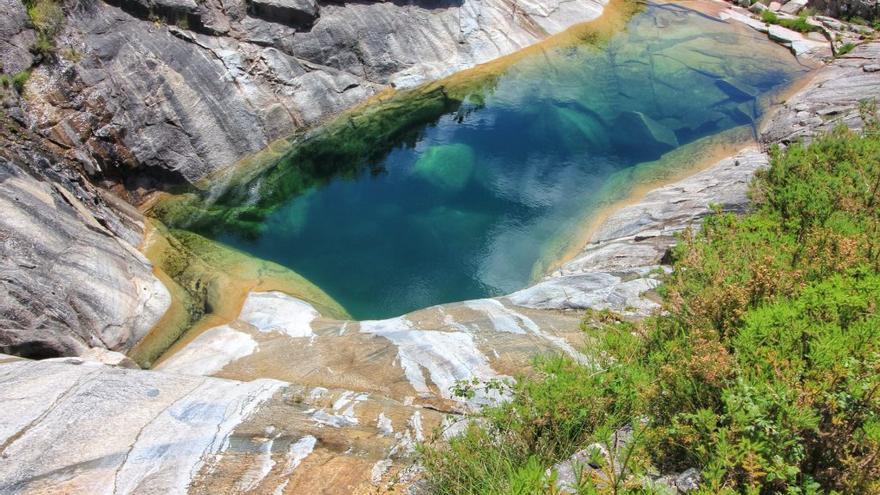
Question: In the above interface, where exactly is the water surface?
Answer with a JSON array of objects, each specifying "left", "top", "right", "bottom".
[{"left": 162, "top": 3, "right": 808, "bottom": 319}]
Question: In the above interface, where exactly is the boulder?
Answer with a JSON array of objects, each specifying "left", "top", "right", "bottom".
[
  {"left": 767, "top": 24, "right": 832, "bottom": 58},
  {"left": 248, "top": 0, "right": 319, "bottom": 27},
  {"left": 612, "top": 111, "right": 679, "bottom": 155},
  {"left": 750, "top": 2, "right": 769, "bottom": 13},
  {"left": 779, "top": 0, "right": 809, "bottom": 14},
  {"left": 761, "top": 42, "right": 880, "bottom": 144},
  {"left": 675, "top": 468, "right": 702, "bottom": 492},
  {"left": 809, "top": 0, "right": 880, "bottom": 20}
]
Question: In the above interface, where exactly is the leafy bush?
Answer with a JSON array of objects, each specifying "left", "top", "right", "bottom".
[
  {"left": 422, "top": 117, "right": 880, "bottom": 494},
  {"left": 12, "top": 70, "right": 31, "bottom": 93}
]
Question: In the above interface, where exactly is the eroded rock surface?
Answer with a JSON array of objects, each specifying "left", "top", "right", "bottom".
[
  {"left": 0, "top": 356, "right": 441, "bottom": 494},
  {"left": 761, "top": 42, "right": 880, "bottom": 143},
  {"left": 19, "top": 0, "right": 606, "bottom": 186},
  {"left": 0, "top": 0, "right": 35, "bottom": 75},
  {"left": 0, "top": 119, "right": 170, "bottom": 359}
]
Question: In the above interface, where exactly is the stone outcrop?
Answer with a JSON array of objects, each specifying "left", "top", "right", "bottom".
[
  {"left": 0, "top": 112, "right": 170, "bottom": 359},
  {"left": 809, "top": 0, "right": 879, "bottom": 20},
  {"left": 761, "top": 42, "right": 880, "bottom": 143},
  {"left": 247, "top": 0, "right": 319, "bottom": 27},
  {"left": 0, "top": 0, "right": 35, "bottom": 75},
  {"left": 0, "top": 0, "right": 36, "bottom": 74},
  {"left": 0, "top": 355, "right": 443, "bottom": 493},
  {"left": 17, "top": 0, "right": 606, "bottom": 186}
]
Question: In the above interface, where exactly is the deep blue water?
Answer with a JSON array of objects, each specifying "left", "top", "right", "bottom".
[{"left": 202, "top": 3, "right": 807, "bottom": 319}]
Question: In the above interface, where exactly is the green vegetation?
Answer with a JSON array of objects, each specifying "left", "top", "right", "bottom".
[
  {"left": 24, "top": 0, "right": 64, "bottom": 57},
  {"left": 761, "top": 10, "right": 819, "bottom": 33},
  {"left": 837, "top": 42, "right": 857, "bottom": 57},
  {"left": 0, "top": 70, "right": 32, "bottom": 93},
  {"left": 421, "top": 112, "right": 880, "bottom": 494}
]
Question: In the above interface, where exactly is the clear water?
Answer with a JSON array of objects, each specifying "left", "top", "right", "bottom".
[{"left": 168, "top": 3, "right": 808, "bottom": 319}]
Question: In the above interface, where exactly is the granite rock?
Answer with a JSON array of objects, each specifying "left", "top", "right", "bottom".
[
  {"left": 761, "top": 42, "right": 880, "bottom": 144},
  {"left": 0, "top": 0, "right": 35, "bottom": 75},
  {"left": 21, "top": 0, "right": 606, "bottom": 186},
  {"left": 0, "top": 117, "right": 170, "bottom": 359}
]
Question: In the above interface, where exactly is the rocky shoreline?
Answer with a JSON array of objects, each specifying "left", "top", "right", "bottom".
[
  {"left": 2, "top": 0, "right": 880, "bottom": 493},
  {"left": 0, "top": 0, "right": 613, "bottom": 361}
]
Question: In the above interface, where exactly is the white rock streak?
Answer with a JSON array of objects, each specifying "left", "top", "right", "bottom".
[
  {"left": 376, "top": 412, "right": 394, "bottom": 436},
  {"left": 236, "top": 434, "right": 277, "bottom": 493},
  {"left": 360, "top": 317, "right": 503, "bottom": 404},
  {"left": 113, "top": 378, "right": 286, "bottom": 494},
  {"left": 311, "top": 391, "right": 368, "bottom": 427},
  {"left": 281, "top": 435, "right": 317, "bottom": 475},
  {"left": 239, "top": 291, "right": 319, "bottom": 338},
  {"left": 157, "top": 325, "right": 258, "bottom": 376},
  {"left": 158, "top": 291, "right": 319, "bottom": 377},
  {"left": 465, "top": 299, "right": 589, "bottom": 364}
]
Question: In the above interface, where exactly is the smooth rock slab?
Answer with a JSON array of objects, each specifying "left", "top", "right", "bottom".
[
  {"left": 0, "top": 358, "right": 283, "bottom": 494},
  {"left": 0, "top": 356, "right": 446, "bottom": 494}
]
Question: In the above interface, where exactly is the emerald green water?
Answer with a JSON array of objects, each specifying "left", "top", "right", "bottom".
[{"left": 159, "top": 3, "right": 808, "bottom": 319}]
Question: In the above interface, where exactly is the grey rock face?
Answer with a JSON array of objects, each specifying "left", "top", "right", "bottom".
[
  {"left": 0, "top": 0, "right": 35, "bottom": 75},
  {"left": 516, "top": 149, "right": 769, "bottom": 316},
  {"left": 780, "top": 0, "right": 809, "bottom": 14},
  {"left": 0, "top": 122, "right": 170, "bottom": 359},
  {"left": 23, "top": 0, "right": 605, "bottom": 185},
  {"left": 761, "top": 42, "right": 880, "bottom": 144},
  {"left": 248, "top": 0, "right": 319, "bottom": 27},
  {"left": 809, "top": 0, "right": 879, "bottom": 19}
]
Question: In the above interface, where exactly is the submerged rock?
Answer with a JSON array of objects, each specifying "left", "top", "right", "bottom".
[
  {"left": 412, "top": 143, "right": 476, "bottom": 192},
  {"left": 612, "top": 111, "right": 680, "bottom": 153}
]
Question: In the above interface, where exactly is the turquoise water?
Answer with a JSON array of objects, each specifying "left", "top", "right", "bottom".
[{"left": 168, "top": 3, "right": 808, "bottom": 319}]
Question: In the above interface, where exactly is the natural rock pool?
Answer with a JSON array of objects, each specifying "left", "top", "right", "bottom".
[{"left": 156, "top": 2, "right": 808, "bottom": 319}]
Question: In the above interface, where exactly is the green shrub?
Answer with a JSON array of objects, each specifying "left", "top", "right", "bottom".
[
  {"left": 24, "top": 0, "right": 64, "bottom": 56},
  {"left": 422, "top": 117, "right": 880, "bottom": 493},
  {"left": 0, "top": 70, "right": 32, "bottom": 93},
  {"left": 26, "top": 0, "right": 63, "bottom": 35},
  {"left": 761, "top": 9, "right": 779, "bottom": 24},
  {"left": 761, "top": 10, "right": 819, "bottom": 33},
  {"left": 12, "top": 70, "right": 31, "bottom": 93}
]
